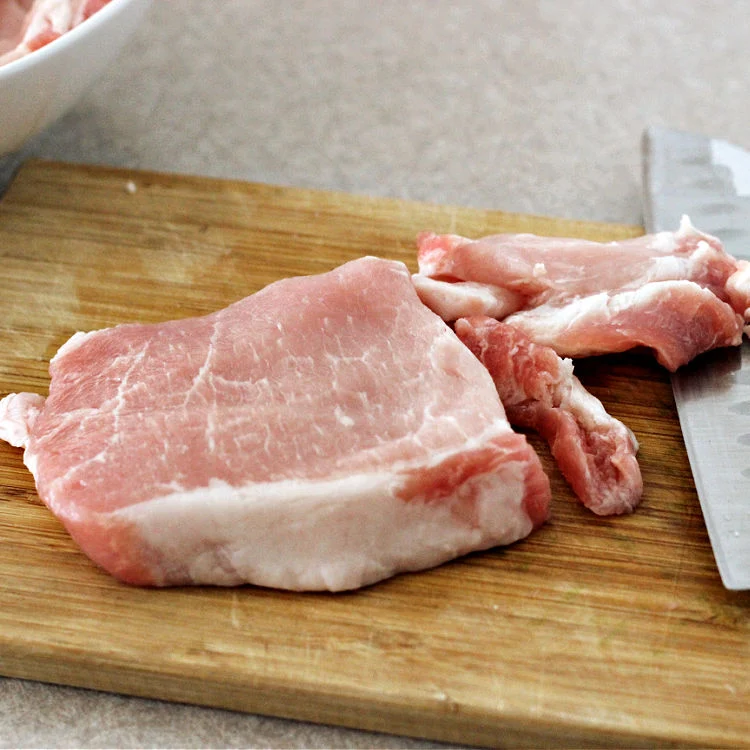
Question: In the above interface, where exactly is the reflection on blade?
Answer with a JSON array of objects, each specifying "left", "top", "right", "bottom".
[{"left": 670, "top": 344, "right": 750, "bottom": 590}]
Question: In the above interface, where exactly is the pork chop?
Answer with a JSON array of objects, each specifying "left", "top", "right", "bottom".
[
  {"left": 455, "top": 317, "right": 642, "bottom": 515},
  {"left": 0, "top": 256, "right": 551, "bottom": 591}
]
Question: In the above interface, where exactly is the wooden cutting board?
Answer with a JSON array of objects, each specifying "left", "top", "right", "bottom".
[{"left": 1, "top": 160, "right": 748, "bottom": 748}]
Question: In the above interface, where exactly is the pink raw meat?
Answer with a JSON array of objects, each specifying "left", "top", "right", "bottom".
[
  {"left": 0, "top": 256, "right": 551, "bottom": 591},
  {"left": 455, "top": 317, "right": 642, "bottom": 516},
  {"left": 504, "top": 281, "right": 743, "bottom": 371},
  {"left": 411, "top": 274, "right": 523, "bottom": 321},
  {"left": 0, "top": 0, "right": 111, "bottom": 66},
  {"left": 415, "top": 216, "right": 749, "bottom": 370}
]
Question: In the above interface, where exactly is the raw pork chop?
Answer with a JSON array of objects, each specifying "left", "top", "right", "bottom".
[
  {"left": 0, "top": 256, "right": 551, "bottom": 591},
  {"left": 455, "top": 317, "right": 642, "bottom": 516},
  {"left": 415, "top": 216, "right": 749, "bottom": 370}
]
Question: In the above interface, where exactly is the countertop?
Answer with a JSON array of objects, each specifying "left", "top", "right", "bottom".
[{"left": 2, "top": 1, "right": 749, "bottom": 747}]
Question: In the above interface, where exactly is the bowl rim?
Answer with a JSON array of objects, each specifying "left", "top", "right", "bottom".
[{"left": 0, "top": 0, "right": 145, "bottom": 80}]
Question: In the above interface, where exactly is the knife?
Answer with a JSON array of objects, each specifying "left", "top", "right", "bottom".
[{"left": 643, "top": 126, "right": 750, "bottom": 590}]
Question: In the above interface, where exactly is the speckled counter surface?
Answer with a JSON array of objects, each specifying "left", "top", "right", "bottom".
[{"left": 1, "top": 1, "right": 749, "bottom": 747}]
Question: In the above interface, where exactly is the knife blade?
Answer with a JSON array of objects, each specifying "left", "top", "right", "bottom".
[{"left": 643, "top": 126, "right": 750, "bottom": 590}]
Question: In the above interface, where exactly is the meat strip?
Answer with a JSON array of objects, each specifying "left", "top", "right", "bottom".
[
  {"left": 455, "top": 316, "right": 642, "bottom": 516},
  {"left": 415, "top": 216, "right": 749, "bottom": 370}
]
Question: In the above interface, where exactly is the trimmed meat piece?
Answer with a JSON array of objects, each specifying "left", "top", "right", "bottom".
[
  {"left": 0, "top": 256, "right": 551, "bottom": 591},
  {"left": 503, "top": 281, "right": 743, "bottom": 371},
  {"left": 415, "top": 216, "right": 749, "bottom": 370},
  {"left": 455, "top": 316, "right": 642, "bottom": 516},
  {"left": 411, "top": 274, "right": 523, "bottom": 321},
  {"left": 727, "top": 260, "right": 750, "bottom": 325},
  {"left": 417, "top": 216, "right": 744, "bottom": 308},
  {"left": 0, "top": 391, "right": 45, "bottom": 447}
]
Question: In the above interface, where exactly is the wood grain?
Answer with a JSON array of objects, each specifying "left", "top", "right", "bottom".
[{"left": 0, "top": 160, "right": 748, "bottom": 748}]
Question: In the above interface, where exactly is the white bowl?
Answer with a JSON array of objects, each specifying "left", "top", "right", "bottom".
[{"left": 0, "top": 0, "right": 152, "bottom": 157}]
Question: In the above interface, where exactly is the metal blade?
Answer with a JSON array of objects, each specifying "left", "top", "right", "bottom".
[{"left": 643, "top": 126, "right": 750, "bottom": 590}]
